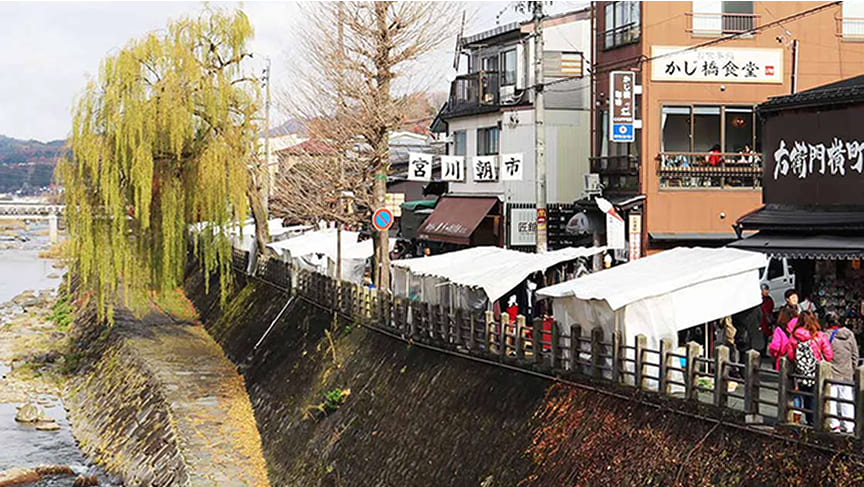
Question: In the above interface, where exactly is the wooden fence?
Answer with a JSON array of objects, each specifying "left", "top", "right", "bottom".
[{"left": 239, "top": 252, "right": 864, "bottom": 439}]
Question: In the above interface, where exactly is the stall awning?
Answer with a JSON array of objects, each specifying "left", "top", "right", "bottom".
[
  {"left": 417, "top": 196, "right": 498, "bottom": 245},
  {"left": 393, "top": 246, "right": 606, "bottom": 303},
  {"left": 728, "top": 233, "right": 864, "bottom": 259},
  {"left": 536, "top": 247, "right": 768, "bottom": 347}
]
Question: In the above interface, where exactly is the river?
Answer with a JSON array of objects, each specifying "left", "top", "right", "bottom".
[{"left": 0, "top": 220, "right": 121, "bottom": 486}]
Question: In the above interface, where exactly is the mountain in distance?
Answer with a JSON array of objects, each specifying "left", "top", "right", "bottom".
[{"left": 0, "top": 135, "right": 66, "bottom": 194}]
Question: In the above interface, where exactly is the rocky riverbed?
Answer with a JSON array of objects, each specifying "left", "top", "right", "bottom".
[{"left": 0, "top": 220, "right": 120, "bottom": 486}]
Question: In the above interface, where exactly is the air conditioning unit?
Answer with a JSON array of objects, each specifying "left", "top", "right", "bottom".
[{"left": 499, "top": 85, "right": 517, "bottom": 104}]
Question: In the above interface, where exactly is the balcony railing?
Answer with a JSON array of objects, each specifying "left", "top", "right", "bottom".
[
  {"left": 687, "top": 12, "right": 758, "bottom": 36},
  {"left": 447, "top": 71, "right": 499, "bottom": 113},
  {"left": 590, "top": 155, "right": 639, "bottom": 175},
  {"left": 837, "top": 16, "right": 864, "bottom": 40},
  {"left": 657, "top": 152, "right": 762, "bottom": 189}
]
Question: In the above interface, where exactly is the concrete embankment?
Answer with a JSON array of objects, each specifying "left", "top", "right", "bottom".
[
  {"left": 65, "top": 305, "right": 270, "bottom": 487},
  {"left": 186, "top": 265, "right": 864, "bottom": 486}
]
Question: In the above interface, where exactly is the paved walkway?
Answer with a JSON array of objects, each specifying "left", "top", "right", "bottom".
[{"left": 73, "top": 304, "right": 270, "bottom": 486}]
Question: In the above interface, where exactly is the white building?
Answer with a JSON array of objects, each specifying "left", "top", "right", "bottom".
[{"left": 430, "top": 8, "right": 592, "bottom": 248}]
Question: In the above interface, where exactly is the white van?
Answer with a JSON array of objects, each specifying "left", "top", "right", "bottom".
[{"left": 759, "top": 257, "right": 795, "bottom": 310}]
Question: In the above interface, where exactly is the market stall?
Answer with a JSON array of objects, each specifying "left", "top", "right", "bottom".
[
  {"left": 391, "top": 246, "right": 606, "bottom": 313},
  {"left": 536, "top": 247, "right": 768, "bottom": 349},
  {"left": 267, "top": 229, "right": 384, "bottom": 284}
]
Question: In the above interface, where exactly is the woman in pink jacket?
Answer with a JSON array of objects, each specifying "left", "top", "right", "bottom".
[
  {"left": 768, "top": 309, "right": 800, "bottom": 370},
  {"left": 792, "top": 312, "right": 833, "bottom": 425}
]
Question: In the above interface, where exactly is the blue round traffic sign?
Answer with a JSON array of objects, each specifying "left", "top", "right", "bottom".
[{"left": 372, "top": 208, "right": 394, "bottom": 231}]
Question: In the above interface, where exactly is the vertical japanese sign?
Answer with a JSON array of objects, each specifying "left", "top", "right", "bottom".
[
  {"left": 609, "top": 71, "right": 635, "bottom": 143},
  {"left": 597, "top": 197, "right": 625, "bottom": 250},
  {"left": 472, "top": 156, "right": 498, "bottom": 182},
  {"left": 628, "top": 213, "right": 642, "bottom": 261},
  {"left": 440, "top": 155, "right": 465, "bottom": 182},
  {"left": 408, "top": 152, "right": 433, "bottom": 181},
  {"left": 500, "top": 153, "right": 524, "bottom": 181}
]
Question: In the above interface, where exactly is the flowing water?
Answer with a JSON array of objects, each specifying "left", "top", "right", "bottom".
[{"left": 0, "top": 220, "right": 121, "bottom": 486}]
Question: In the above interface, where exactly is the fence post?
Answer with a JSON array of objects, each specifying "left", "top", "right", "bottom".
[
  {"left": 468, "top": 313, "right": 477, "bottom": 351},
  {"left": 714, "top": 345, "right": 729, "bottom": 408},
  {"left": 569, "top": 325, "right": 581, "bottom": 374},
  {"left": 485, "top": 311, "right": 495, "bottom": 353},
  {"left": 515, "top": 315, "right": 525, "bottom": 362},
  {"left": 685, "top": 342, "right": 700, "bottom": 401},
  {"left": 635, "top": 335, "right": 647, "bottom": 390},
  {"left": 549, "top": 319, "right": 559, "bottom": 371},
  {"left": 743, "top": 350, "right": 761, "bottom": 421},
  {"left": 499, "top": 315, "right": 509, "bottom": 360},
  {"left": 453, "top": 308, "right": 463, "bottom": 346},
  {"left": 855, "top": 366, "right": 864, "bottom": 439},
  {"left": 815, "top": 360, "right": 832, "bottom": 433},
  {"left": 611, "top": 331, "right": 621, "bottom": 384},
  {"left": 777, "top": 357, "right": 790, "bottom": 424},
  {"left": 591, "top": 327, "right": 604, "bottom": 380},
  {"left": 659, "top": 338, "right": 672, "bottom": 395}
]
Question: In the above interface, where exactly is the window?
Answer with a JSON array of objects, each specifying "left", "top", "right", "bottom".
[
  {"left": 500, "top": 49, "right": 517, "bottom": 86},
  {"left": 767, "top": 258, "right": 784, "bottom": 280},
  {"left": 603, "top": 1, "right": 640, "bottom": 49},
  {"left": 691, "top": 1, "right": 754, "bottom": 35},
  {"left": 842, "top": 2, "right": 864, "bottom": 39},
  {"left": 452, "top": 130, "right": 466, "bottom": 156},
  {"left": 659, "top": 105, "right": 761, "bottom": 189},
  {"left": 477, "top": 127, "right": 499, "bottom": 156}
]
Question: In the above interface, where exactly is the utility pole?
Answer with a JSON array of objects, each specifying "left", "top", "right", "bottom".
[
  {"left": 533, "top": 1, "right": 547, "bottom": 253},
  {"left": 263, "top": 57, "right": 272, "bottom": 217}
]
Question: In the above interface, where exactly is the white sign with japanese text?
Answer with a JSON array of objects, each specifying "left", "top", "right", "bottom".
[
  {"left": 440, "top": 155, "right": 465, "bottom": 182},
  {"left": 408, "top": 152, "right": 433, "bottom": 181},
  {"left": 651, "top": 46, "right": 783, "bottom": 84},
  {"left": 472, "top": 156, "right": 498, "bottom": 182},
  {"left": 509, "top": 208, "right": 536, "bottom": 246},
  {"left": 500, "top": 153, "right": 524, "bottom": 181}
]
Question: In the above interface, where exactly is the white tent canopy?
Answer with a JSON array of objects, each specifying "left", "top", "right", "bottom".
[
  {"left": 537, "top": 247, "right": 768, "bottom": 348},
  {"left": 267, "top": 229, "right": 393, "bottom": 284},
  {"left": 392, "top": 246, "right": 606, "bottom": 307}
]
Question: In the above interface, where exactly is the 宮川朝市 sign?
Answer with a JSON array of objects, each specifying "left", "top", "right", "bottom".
[{"left": 651, "top": 46, "right": 783, "bottom": 84}]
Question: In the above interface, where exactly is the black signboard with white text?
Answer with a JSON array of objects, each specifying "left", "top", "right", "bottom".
[{"left": 762, "top": 104, "right": 864, "bottom": 207}]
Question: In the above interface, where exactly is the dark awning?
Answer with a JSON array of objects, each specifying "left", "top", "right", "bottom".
[
  {"left": 728, "top": 233, "right": 864, "bottom": 259},
  {"left": 418, "top": 196, "right": 498, "bottom": 245},
  {"left": 736, "top": 206, "right": 864, "bottom": 232}
]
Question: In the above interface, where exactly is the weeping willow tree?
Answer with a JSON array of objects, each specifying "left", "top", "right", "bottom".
[{"left": 56, "top": 7, "right": 266, "bottom": 322}]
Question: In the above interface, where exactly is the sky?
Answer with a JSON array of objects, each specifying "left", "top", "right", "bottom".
[{"left": 0, "top": 1, "right": 587, "bottom": 142}]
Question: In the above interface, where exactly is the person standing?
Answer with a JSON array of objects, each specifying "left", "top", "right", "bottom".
[
  {"left": 760, "top": 284, "right": 775, "bottom": 354},
  {"left": 782, "top": 289, "right": 800, "bottom": 317},
  {"left": 826, "top": 312, "right": 859, "bottom": 433},
  {"left": 792, "top": 311, "right": 833, "bottom": 426}
]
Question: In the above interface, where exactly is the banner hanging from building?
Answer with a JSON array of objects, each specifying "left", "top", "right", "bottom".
[
  {"left": 628, "top": 213, "right": 642, "bottom": 261},
  {"left": 651, "top": 46, "right": 783, "bottom": 84},
  {"left": 440, "top": 155, "right": 465, "bottom": 182},
  {"left": 472, "top": 156, "right": 498, "bottom": 182},
  {"left": 500, "top": 153, "right": 524, "bottom": 181},
  {"left": 408, "top": 152, "right": 433, "bottom": 181}
]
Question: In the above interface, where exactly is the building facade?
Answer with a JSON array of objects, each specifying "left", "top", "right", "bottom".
[
  {"left": 432, "top": 9, "right": 592, "bottom": 248},
  {"left": 593, "top": 1, "right": 864, "bottom": 254}
]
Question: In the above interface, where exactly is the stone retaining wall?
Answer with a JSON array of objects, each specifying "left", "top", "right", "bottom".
[{"left": 66, "top": 306, "right": 270, "bottom": 487}]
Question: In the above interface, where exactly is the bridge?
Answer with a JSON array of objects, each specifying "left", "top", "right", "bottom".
[{"left": 0, "top": 201, "right": 64, "bottom": 243}]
